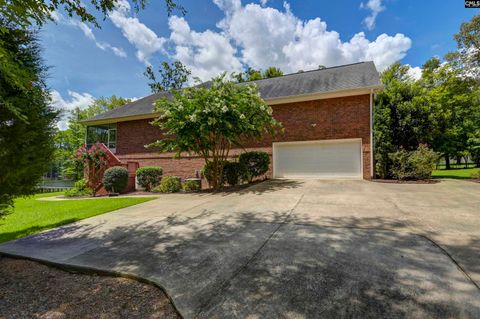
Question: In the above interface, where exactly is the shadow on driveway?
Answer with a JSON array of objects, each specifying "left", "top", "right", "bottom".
[{"left": 1, "top": 208, "right": 478, "bottom": 319}]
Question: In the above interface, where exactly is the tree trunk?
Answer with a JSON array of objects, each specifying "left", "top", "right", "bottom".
[{"left": 445, "top": 155, "right": 450, "bottom": 170}]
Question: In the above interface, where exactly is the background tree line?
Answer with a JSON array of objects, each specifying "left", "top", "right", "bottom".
[{"left": 374, "top": 16, "right": 480, "bottom": 178}]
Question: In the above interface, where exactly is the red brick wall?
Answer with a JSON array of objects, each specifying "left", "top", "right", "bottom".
[{"left": 116, "top": 94, "right": 372, "bottom": 179}]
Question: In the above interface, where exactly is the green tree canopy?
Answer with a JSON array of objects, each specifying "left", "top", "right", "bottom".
[
  {"left": 420, "top": 58, "right": 480, "bottom": 168},
  {"left": 149, "top": 74, "right": 281, "bottom": 189},
  {"left": 263, "top": 67, "right": 284, "bottom": 78},
  {"left": 374, "top": 59, "right": 480, "bottom": 177},
  {"left": 0, "top": 21, "right": 58, "bottom": 215},
  {"left": 0, "top": 0, "right": 182, "bottom": 123},
  {"left": 232, "top": 66, "right": 285, "bottom": 83},
  {"left": 453, "top": 14, "right": 480, "bottom": 78},
  {"left": 0, "top": 0, "right": 184, "bottom": 29},
  {"left": 144, "top": 60, "right": 191, "bottom": 93},
  {"left": 373, "top": 62, "right": 433, "bottom": 177}
]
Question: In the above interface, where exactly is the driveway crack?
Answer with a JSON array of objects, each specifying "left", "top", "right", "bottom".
[{"left": 193, "top": 194, "right": 304, "bottom": 318}]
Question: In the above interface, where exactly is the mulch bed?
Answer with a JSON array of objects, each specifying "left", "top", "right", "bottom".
[
  {"left": 196, "top": 178, "right": 267, "bottom": 193},
  {"left": 128, "top": 179, "right": 267, "bottom": 195},
  {"left": 371, "top": 179, "right": 440, "bottom": 184},
  {"left": 0, "top": 257, "right": 180, "bottom": 319}
]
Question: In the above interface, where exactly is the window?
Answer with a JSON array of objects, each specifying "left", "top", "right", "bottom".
[{"left": 86, "top": 124, "right": 117, "bottom": 152}]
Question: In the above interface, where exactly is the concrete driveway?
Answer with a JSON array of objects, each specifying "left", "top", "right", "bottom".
[{"left": 1, "top": 179, "right": 479, "bottom": 318}]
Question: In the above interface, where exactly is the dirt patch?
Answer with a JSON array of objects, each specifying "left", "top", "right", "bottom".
[
  {"left": 371, "top": 179, "right": 440, "bottom": 184},
  {"left": 0, "top": 257, "right": 179, "bottom": 319}
]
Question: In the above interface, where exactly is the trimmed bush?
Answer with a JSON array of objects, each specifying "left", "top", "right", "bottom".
[
  {"left": 202, "top": 160, "right": 228, "bottom": 187},
  {"left": 154, "top": 176, "right": 181, "bottom": 193},
  {"left": 136, "top": 166, "right": 163, "bottom": 191},
  {"left": 183, "top": 179, "right": 201, "bottom": 192},
  {"left": 239, "top": 151, "right": 270, "bottom": 182},
  {"left": 103, "top": 166, "right": 129, "bottom": 193},
  {"left": 223, "top": 161, "right": 249, "bottom": 186},
  {"left": 389, "top": 145, "right": 438, "bottom": 180},
  {"left": 65, "top": 179, "right": 92, "bottom": 197}
]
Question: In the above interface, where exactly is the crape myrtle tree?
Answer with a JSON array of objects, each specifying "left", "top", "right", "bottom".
[
  {"left": 0, "top": 21, "right": 58, "bottom": 215},
  {"left": 149, "top": 74, "right": 282, "bottom": 189}
]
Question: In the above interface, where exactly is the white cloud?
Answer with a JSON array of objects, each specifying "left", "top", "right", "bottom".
[
  {"left": 360, "top": 0, "right": 385, "bottom": 30},
  {"left": 54, "top": 12, "right": 127, "bottom": 58},
  {"left": 109, "top": 0, "right": 166, "bottom": 64},
  {"left": 51, "top": 90, "right": 95, "bottom": 130},
  {"left": 209, "top": 1, "right": 411, "bottom": 73},
  {"left": 168, "top": 16, "right": 242, "bottom": 80},
  {"left": 406, "top": 65, "right": 422, "bottom": 81},
  {"left": 70, "top": 20, "right": 127, "bottom": 58},
  {"left": 100, "top": 0, "right": 411, "bottom": 80}
]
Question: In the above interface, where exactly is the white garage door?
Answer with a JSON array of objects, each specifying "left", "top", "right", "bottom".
[{"left": 273, "top": 139, "right": 362, "bottom": 179}]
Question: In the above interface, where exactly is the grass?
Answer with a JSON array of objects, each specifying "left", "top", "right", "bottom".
[
  {"left": 432, "top": 167, "right": 480, "bottom": 179},
  {"left": 435, "top": 163, "right": 477, "bottom": 169},
  {"left": 0, "top": 193, "right": 156, "bottom": 244}
]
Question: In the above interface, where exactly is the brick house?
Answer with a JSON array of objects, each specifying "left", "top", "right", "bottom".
[{"left": 83, "top": 62, "right": 382, "bottom": 182}]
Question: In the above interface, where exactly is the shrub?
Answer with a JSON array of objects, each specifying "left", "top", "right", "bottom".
[
  {"left": 239, "top": 151, "right": 270, "bottom": 182},
  {"left": 389, "top": 149, "right": 412, "bottom": 180},
  {"left": 183, "top": 179, "right": 201, "bottom": 192},
  {"left": 64, "top": 179, "right": 92, "bottom": 197},
  {"left": 471, "top": 170, "right": 480, "bottom": 179},
  {"left": 223, "top": 161, "right": 249, "bottom": 186},
  {"left": 103, "top": 166, "right": 129, "bottom": 193},
  {"left": 408, "top": 145, "right": 439, "bottom": 179},
  {"left": 202, "top": 160, "right": 228, "bottom": 187},
  {"left": 154, "top": 176, "right": 181, "bottom": 193},
  {"left": 389, "top": 145, "right": 438, "bottom": 180},
  {"left": 136, "top": 166, "right": 163, "bottom": 191}
]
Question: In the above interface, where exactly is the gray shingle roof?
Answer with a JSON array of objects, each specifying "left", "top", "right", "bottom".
[{"left": 85, "top": 61, "right": 381, "bottom": 124}]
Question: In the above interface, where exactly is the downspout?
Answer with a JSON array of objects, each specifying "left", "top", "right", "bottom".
[{"left": 369, "top": 89, "right": 374, "bottom": 179}]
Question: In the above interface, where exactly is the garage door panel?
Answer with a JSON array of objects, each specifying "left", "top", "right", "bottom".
[{"left": 274, "top": 140, "right": 362, "bottom": 179}]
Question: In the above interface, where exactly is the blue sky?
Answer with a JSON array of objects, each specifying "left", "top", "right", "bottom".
[{"left": 45, "top": 0, "right": 478, "bottom": 129}]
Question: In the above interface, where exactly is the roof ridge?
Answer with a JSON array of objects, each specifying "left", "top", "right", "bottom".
[{"left": 242, "top": 61, "right": 370, "bottom": 84}]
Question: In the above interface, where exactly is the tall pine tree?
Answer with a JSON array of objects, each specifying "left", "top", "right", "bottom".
[{"left": 0, "top": 20, "right": 58, "bottom": 215}]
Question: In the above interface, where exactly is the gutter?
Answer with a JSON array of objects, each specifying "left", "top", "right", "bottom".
[{"left": 81, "top": 112, "right": 161, "bottom": 126}]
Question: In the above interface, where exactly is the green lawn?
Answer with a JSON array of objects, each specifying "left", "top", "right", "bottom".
[
  {"left": 0, "top": 193, "right": 156, "bottom": 244},
  {"left": 432, "top": 167, "right": 480, "bottom": 179}
]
